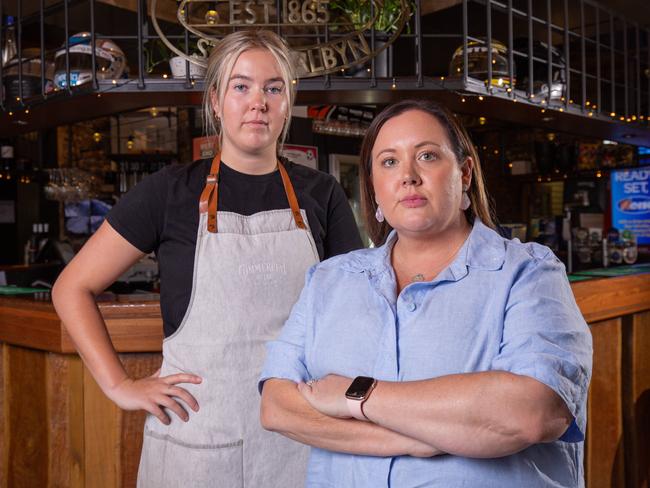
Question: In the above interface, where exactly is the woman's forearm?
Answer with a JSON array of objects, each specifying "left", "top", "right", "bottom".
[
  {"left": 362, "top": 371, "right": 572, "bottom": 458},
  {"left": 52, "top": 222, "right": 148, "bottom": 395},
  {"left": 52, "top": 279, "right": 129, "bottom": 393},
  {"left": 260, "top": 379, "right": 442, "bottom": 458}
]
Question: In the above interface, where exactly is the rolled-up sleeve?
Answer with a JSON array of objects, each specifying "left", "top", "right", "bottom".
[
  {"left": 258, "top": 265, "right": 317, "bottom": 393},
  {"left": 490, "top": 252, "right": 593, "bottom": 442}
]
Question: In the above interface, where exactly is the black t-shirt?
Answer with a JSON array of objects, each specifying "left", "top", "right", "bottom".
[{"left": 106, "top": 158, "right": 363, "bottom": 337}]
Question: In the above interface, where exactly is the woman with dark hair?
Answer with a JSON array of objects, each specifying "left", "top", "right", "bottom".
[{"left": 260, "top": 99, "right": 592, "bottom": 487}]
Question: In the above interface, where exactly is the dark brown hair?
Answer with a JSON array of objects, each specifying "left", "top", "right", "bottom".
[{"left": 359, "top": 99, "right": 496, "bottom": 245}]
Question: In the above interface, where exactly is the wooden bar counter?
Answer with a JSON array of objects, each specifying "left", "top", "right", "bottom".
[{"left": 1, "top": 274, "right": 649, "bottom": 488}]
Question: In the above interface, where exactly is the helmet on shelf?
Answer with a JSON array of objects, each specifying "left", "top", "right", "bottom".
[
  {"left": 54, "top": 32, "right": 127, "bottom": 88},
  {"left": 513, "top": 39, "right": 566, "bottom": 101},
  {"left": 449, "top": 39, "right": 515, "bottom": 88}
]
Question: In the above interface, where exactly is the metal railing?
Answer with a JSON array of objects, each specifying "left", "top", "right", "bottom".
[{"left": 0, "top": 0, "right": 648, "bottom": 127}]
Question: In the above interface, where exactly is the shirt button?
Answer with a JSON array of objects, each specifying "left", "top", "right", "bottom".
[{"left": 406, "top": 302, "right": 417, "bottom": 312}]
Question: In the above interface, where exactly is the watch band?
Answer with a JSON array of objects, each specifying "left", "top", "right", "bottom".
[
  {"left": 346, "top": 379, "right": 377, "bottom": 421},
  {"left": 347, "top": 396, "right": 368, "bottom": 421}
]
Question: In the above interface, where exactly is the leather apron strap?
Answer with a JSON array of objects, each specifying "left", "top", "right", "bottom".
[{"left": 199, "top": 153, "right": 306, "bottom": 233}]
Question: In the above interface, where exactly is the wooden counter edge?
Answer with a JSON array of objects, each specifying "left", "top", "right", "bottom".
[
  {"left": 0, "top": 298, "right": 164, "bottom": 354},
  {"left": 1, "top": 273, "right": 650, "bottom": 352},
  {"left": 572, "top": 274, "right": 650, "bottom": 323}
]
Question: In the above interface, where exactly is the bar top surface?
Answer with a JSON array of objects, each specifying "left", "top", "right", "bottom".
[{"left": 1, "top": 273, "right": 650, "bottom": 353}]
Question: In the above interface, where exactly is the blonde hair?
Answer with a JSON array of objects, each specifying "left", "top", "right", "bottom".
[{"left": 202, "top": 30, "right": 297, "bottom": 153}]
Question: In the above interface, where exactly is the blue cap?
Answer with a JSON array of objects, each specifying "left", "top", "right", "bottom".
[{"left": 5, "top": 15, "right": 15, "bottom": 26}]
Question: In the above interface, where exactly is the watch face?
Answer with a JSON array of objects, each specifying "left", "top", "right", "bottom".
[{"left": 345, "top": 376, "right": 375, "bottom": 400}]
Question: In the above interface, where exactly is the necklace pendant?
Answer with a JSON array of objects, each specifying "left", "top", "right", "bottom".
[{"left": 411, "top": 273, "right": 426, "bottom": 282}]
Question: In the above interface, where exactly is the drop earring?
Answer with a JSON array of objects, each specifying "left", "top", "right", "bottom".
[
  {"left": 460, "top": 185, "right": 471, "bottom": 211},
  {"left": 375, "top": 206, "right": 385, "bottom": 223}
]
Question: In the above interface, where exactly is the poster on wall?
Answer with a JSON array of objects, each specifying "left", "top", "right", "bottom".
[
  {"left": 192, "top": 136, "right": 218, "bottom": 161},
  {"left": 281, "top": 144, "right": 319, "bottom": 170},
  {"left": 611, "top": 168, "right": 650, "bottom": 245},
  {"left": 639, "top": 146, "right": 650, "bottom": 165}
]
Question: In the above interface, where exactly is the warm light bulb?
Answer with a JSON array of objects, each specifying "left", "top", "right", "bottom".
[{"left": 205, "top": 9, "right": 219, "bottom": 25}]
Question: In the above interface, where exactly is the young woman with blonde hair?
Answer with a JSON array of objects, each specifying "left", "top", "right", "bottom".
[{"left": 53, "top": 30, "right": 361, "bottom": 487}]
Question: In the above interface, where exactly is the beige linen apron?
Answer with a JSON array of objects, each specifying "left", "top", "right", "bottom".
[{"left": 137, "top": 155, "right": 319, "bottom": 487}]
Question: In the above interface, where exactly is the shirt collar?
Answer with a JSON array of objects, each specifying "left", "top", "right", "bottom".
[
  {"left": 464, "top": 218, "right": 506, "bottom": 271},
  {"left": 343, "top": 218, "right": 505, "bottom": 279}
]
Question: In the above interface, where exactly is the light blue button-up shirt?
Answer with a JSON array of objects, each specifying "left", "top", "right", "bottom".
[{"left": 260, "top": 219, "right": 593, "bottom": 488}]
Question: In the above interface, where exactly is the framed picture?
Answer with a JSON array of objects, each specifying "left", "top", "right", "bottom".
[
  {"left": 328, "top": 153, "right": 371, "bottom": 246},
  {"left": 282, "top": 144, "right": 318, "bottom": 170}
]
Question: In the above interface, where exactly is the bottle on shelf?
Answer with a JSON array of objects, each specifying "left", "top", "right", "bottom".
[
  {"left": 24, "top": 223, "right": 40, "bottom": 265},
  {"left": 1, "top": 16, "right": 17, "bottom": 65},
  {"left": 0, "top": 139, "right": 14, "bottom": 180}
]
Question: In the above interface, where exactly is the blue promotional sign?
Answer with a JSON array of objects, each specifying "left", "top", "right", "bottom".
[
  {"left": 639, "top": 146, "right": 650, "bottom": 165},
  {"left": 611, "top": 168, "right": 650, "bottom": 245}
]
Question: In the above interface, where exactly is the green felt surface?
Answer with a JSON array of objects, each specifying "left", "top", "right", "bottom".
[
  {"left": 567, "top": 275, "right": 594, "bottom": 282},
  {"left": 0, "top": 286, "right": 50, "bottom": 295},
  {"left": 572, "top": 263, "right": 650, "bottom": 277}
]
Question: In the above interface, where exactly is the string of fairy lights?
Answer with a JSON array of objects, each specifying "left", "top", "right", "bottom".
[{"left": 3, "top": 67, "right": 650, "bottom": 127}]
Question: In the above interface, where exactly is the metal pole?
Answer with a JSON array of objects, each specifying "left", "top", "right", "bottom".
[
  {"left": 64, "top": 0, "right": 71, "bottom": 93},
  {"left": 564, "top": 0, "right": 570, "bottom": 108},
  {"left": 596, "top": 6, "right": 600, "bottom": 113},
  {"left": 610, "top": 13, "right": 615, "bottom": 116},
  {"left": 487, "top": 0, "right": 492, "bottom": 93},
  {"left": 547, "top": 0, "right": 552, "bottom": 106},
  {"left": 40, "top": 0, "right": 46, "bottom": 97},
  {"left": 370, "top": 0, "right": 376, "bottom": 87},
  {"left": 634, "top": 24, "right": 636, "bottom": 117},
  {"left": 623, "top": 19, "right": 628, "bottom": 118},
  {"left": 462, "top": 0, "right": 468, "bottom": 86},
  {"left": 0, "top": 0, "right": 4, "bottom": 111},
  {"left": 415, "top": 0, "right": 423, "bottom": 87},
  {"left": 90, "top": 0, "right": 98, "bottom": 90},
  {"left": 184, "top": 8, "right": 191, "bottom": 86},
  {"left": 323, "top": 21, "right": 330, "bottom": 88},
  {"left": 507, "top": 0, "right": 514, "bottom": 97},
  {"left": 17, "top": 0, "right": 23, "bottom": 104},
  {"left": 527, "top": 0, "right": 533, "bottom": 98},
  {"left": 580, "top": 0, "right": 586, "bottom": 110},
  {"left": 137, "top": 0, "right": 145, "bottom": 88}
]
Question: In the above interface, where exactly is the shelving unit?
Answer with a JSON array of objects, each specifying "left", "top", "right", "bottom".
[{"left": 0, "top": 0, "right": 648, "bottom": 144}]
